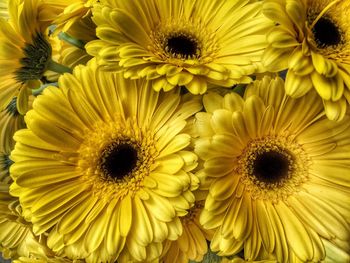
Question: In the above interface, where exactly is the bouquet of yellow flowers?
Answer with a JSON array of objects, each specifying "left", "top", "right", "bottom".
[{"left": 0, "top": 0, "right": 349, "bottom": 262}]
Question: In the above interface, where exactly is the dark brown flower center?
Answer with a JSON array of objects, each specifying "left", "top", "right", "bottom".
[
  {"left": 312, "top": 17, "right": 342, "bottom": 48},
  {"left": 166, "top": 35, "right": 198, "bottom": 57},
  {"left": 253, "top": 150, "right": 291, "bottom": 184},
  {"left": 100, "top": 142, "right": 139, "bottom": 180}
]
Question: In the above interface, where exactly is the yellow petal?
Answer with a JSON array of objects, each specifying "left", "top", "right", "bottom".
[
  {"left": 311, "top": 52, "right": 338, "bottom": 77},
  {"left": 262, "top": 46, "right": 292, "bottom": 72},
  {"left": 209, "top": 174, "right": 237, "bottom": 201},
  {"left": 256, "top": 199, "right": 275, "bottom": 253},
  {"left": 232, "top": 196, "right": 252, "bottom": 241},
  {"left": 243, "top": 95, "right": 265, "bottom": 138},
  {"left": 186, "top": 77, "right": 207, "bottom": 95},
  {"left": 211, "top": 109, "right": 234, "bottom": 135},
  {"left": 167, "top": 71, "right": 194, "bottom": 86},
  {"left": 150, "top": 172, "right": 188, "bottom": 198},
  {"left": 25, "top": 110, "right": 81, "bottom": 150},
  {"left": 157, "top": 134, "right": 191, "bottom": 158},
  {"left": 156, "top": 121, "right": 187, "bottom": 155},
  {"left": 200, "top": 206, "right": 223, "bottom": 230},
  {"left": 15, "top": 165, "right": 80, "bottom": 188},
  {"left": 265, "top": 202, "right": 289, "bottom": 262},
  {"left": 285, "top": 70, "right": 313, "bottom": 97},
  {"left": 31, "top": 183, "right": 86, "bottom": 217},
  {"left": 156, "top": 64, "right": 182, "bottom": 76},
  {"left": 288, "top": 48, "right": 313, "bottom": 75},
  {"left": 107, "top": 201, "right": 125, "bottom": 256},
  {"left": 110, "top": 9, "right": 150, "bottom": 45},
  {"left": 150, "top": 94, "right": 179, "bottom": 131},
  {"left": 275, "top": 201, "right": 313, "bottom": 261},
  {"left": 268, "top": 28, "right": 299, "bottom": 48},
  {"left": 310, "top": 72, "right": 333, "bottom": 100},
  {"left": 263, "top": 1, "right": 294, "bottom": 30},
  {"left": 244, "top": 222, "right": 263, "bottom": 261},
  {"left": 203, "top": 92, "right": 224, "bottom": 113},
  {"left": 67, "top": 88, "right": 101, "bottom": 128},
  {"left": 144, "top": 189, "right": 176, "bottom": 222},
  {"left": 58, "top": 195, "right": 98, "bottom": 235},
  {"left": 204, "top": 157, "right": 234, "bottom": 178},
  {"left": 119, "top": 194, "right": 132, "bottom": 237},
  {"left": 132, "top": 196, "right": 153, "bottom": 246},
  {"left": 323, "top": 98, "right": 347, "bottom": 121},
  {"left": 285, "top": 0, "right": 305, "bottom": 32},
  {"left": 34, "top": 87, "right": 85, "bottom": 136},
  {"left": 331, "top": 73, "right": 344, "bottom": 101},
  {"left": 16, "top": 85, "right": 31, "bottom": 115},
  {"left": 211, "top": 134, "right": 242, "bottom": 157}
]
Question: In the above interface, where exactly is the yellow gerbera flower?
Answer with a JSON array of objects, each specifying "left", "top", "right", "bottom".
[
  {"left": 0, "top": 101, "right": 62, "bottom": 261},
  {"left": 86, "top": 0, "right": 272, "bottom": 94},
  {"left": 161, "top": 199, "right": 214, "bottom": 263},
  {"left": 40, "top": 0, "right": 97, "bottom": 43},
  {"left": 262, "top": 0, "right": 350, "bottom": 121},
  {"left": 195, "top": 76, "right": 350, "bottom": 262},
  {"left": 0, "top": 0, "right": 53, "bottom": 114},
  {"left": 49, "top": 0, "right": 96, "bottom": 33},
  {"left": 0, "top": 146, "right": 51, "bottom": 260},
  {"left": 225, "top": 257, "right": 276, "bottom": 263},
  {"left": 10, "top": 62, "right": 202, "bottom": 263},
  {"left": 0, "top": 179, "right": 74, "bottom": 262},
  {"left": 13, "top": 257, "right": 84, "bottom": 263},
  {"left": 0, "top": 180, "right": 56, "bottom": 260}
]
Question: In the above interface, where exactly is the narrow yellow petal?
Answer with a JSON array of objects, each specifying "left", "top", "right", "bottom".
[
  {"left": 256, "top": 199, "right": 275, "bottom": 253},
  {"left": 275, "top": 201, "right": 313, "bottom": 261},
  {"left": 285, "top": 70, "right": 313, "bottom": 98},
  {"left": 119, "top": 194, "right": 133, "bottom": 237}
]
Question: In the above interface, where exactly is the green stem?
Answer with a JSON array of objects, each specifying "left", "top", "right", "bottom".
[
  {"left": 58, "top": 32, "right": 86, "bottom": 50},
  {"left": 233, "top": 84, "right": 246, "bottom": 97},
  {"left": 46, "top": 60, "right": 72, "bottom": 74},
  {"left": 32, "top": 83, "right": 58, "bottom": 96}
]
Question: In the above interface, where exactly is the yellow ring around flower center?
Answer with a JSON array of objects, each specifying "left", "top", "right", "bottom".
[
  {"left": 149, "top": 19, "right": 219, "bottom": 65},
  {"left": 77, "top": 116, "right": 157, "bottom": 200},
  {"left": 238, "top": 136, "right": 311, "bottom": 201}
]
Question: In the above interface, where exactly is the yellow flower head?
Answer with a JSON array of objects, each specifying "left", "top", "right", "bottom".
[
  {"left": 195, "top": 76, "right": 350, "bottom": 262},
  {"left": 13, "top": 257, "right": 84, "bottom": 263},
  {"left": 225, "top": 257, "right": 276, "bottom": 263},
  {"left": 10, "top": 61, "right": 202, "bottom": 262},
  {"left": 49, "top": 0, "right": 96, "bottom": 32},
  {"left": 86, "top": 0, "right": 272, "bottom": 94},
  {"left": 0, "top": 0, "right": 52, "bottom": 114},
  {"left": 0, "top": 189, "right": 74, "bottom": 263},
  {"left": 262, "top": 0, "right": 350, "bottom": 121},
  {"left": 0, "top": 181, "right": 45, "bottom": 260},
  {"left": 0, "top": 96, "right": 62, "bottom": 261},
  {"left": 161, "top": 198, "right": 214, "bottom": 263},
  {"left": 0, "top": 153, "right": 53, "bottom": 261},
  {"left": 40, "top": 0, "right": 97, "bottom": 42}
]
